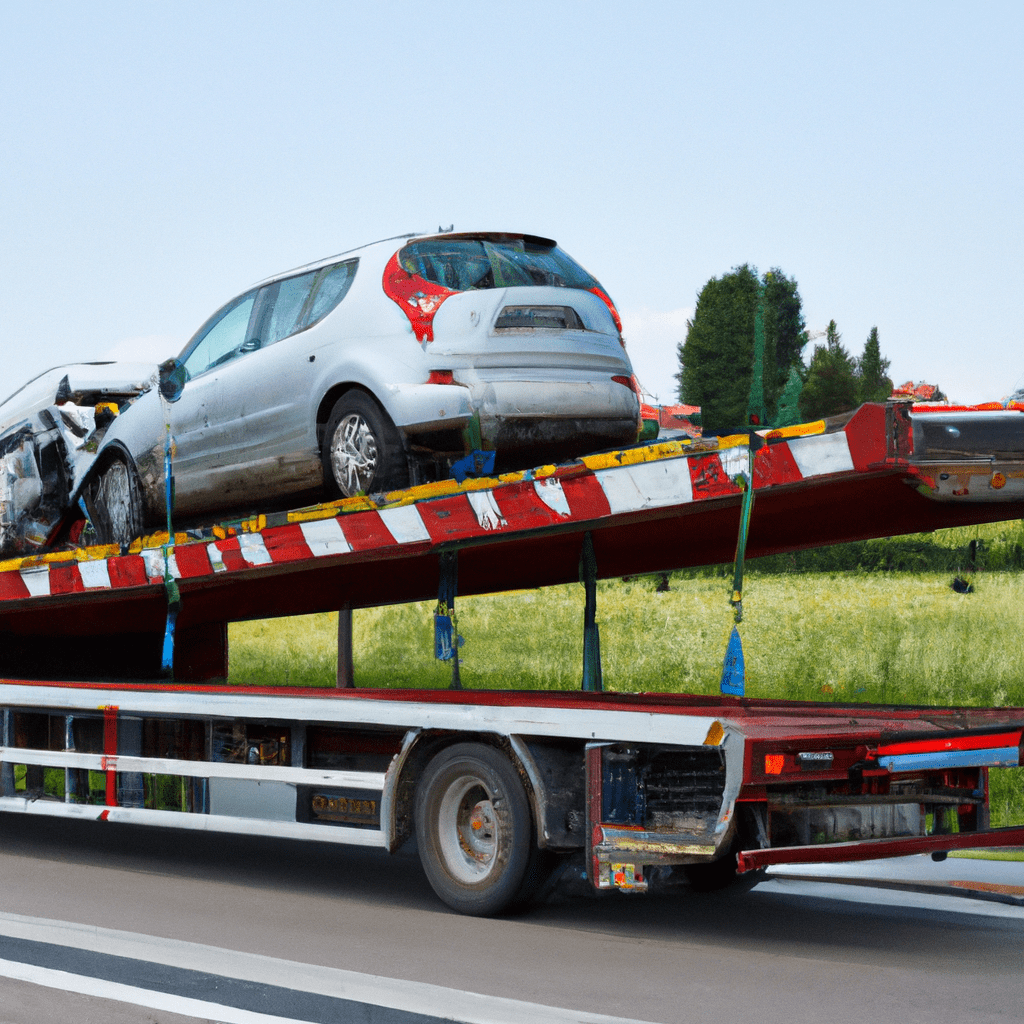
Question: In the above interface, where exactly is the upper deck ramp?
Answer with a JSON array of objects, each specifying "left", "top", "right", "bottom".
[{"left": 1, "top": 402, "right": 1022, "bottom": 679}]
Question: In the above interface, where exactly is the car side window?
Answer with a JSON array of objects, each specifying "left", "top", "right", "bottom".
[
  {"left": 181, "top": 292, "right": 258, "bottom": 379},
  {"left": 303, "top": 260, "right": 357, "bottom": 328},
  {"left": 257, "top": 259, "right": 358, "bottom": 348},
  {"left": 264, "top": 271, "right": 319, "bottom": 347}
]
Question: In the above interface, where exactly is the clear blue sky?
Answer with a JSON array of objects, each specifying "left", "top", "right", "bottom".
[{"left": 2, "top": 1, "right": 1021, "bottom": 405}]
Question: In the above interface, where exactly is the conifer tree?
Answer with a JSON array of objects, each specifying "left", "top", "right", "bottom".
[
  {"left": 676, "top": 265, "right": 805, "bottom": 432},
  {"left": 800, "top": 320, "right": 859, "bottom": 419},
  {"left": 857, "top": 326, "right": 893, "bottom": 403}
]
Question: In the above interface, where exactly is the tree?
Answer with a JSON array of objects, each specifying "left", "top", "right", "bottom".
[
  {"left": 800, "top": 320, "right": 859, "bottom": 420},
  {"left": 856, "top": 326, "right": 893, "bottom": 403},
  {"left": 676, "top": 265, "right": 805, "bottom": 433}
]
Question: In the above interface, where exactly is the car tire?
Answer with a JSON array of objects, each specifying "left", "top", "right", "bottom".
[
  {"left": 415, "top": 743, "right": 540, "bottom": 916},
  {"left": 322, "top": 391, "right": 408, "bottom": 498},
  {"left": 91, "top": 456, "right": 144, "bottom": 549}
]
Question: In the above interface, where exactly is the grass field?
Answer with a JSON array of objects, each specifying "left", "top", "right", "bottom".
[
  {"left": 229, "top": 572, "right": 1024, "bottom": 704},
  {"left": 228, "top": 526, "right": 1024, "bottom": 827}
]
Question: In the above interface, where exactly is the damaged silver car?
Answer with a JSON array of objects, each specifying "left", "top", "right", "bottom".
[
  {"left": 0, "top": 231, "right": 641, "bottom": 558},
  {"left": 0, "top": 364, "right": 157, "bottom": 558}
]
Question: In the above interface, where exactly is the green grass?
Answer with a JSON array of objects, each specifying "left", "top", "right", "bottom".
[
  {"left": 950, "top": 849, "right": 1024, "bottom": 861},
  {"left": 230, "top": 573, "right": 1024, "bottom": 707}
]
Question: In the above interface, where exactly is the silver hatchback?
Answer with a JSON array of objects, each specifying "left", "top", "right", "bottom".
[{"left": 1, "top": 231, "right": 641, "bottom": 554}]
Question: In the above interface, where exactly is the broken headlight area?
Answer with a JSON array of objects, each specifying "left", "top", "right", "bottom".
[{"left": 0, "top": 404, "right": 108, "bottom": 559}]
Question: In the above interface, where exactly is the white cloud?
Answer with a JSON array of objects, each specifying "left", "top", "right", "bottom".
[{"left": 619, "top": 306, "right": 693, "bottom": 404}]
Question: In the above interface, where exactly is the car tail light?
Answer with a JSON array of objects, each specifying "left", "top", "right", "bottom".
[
  {"left": 612, "top": 374, "right": 644, "bottom": 400},
  {"left": 588, "top": 286, "right": 624, "bottom": 344},
  {"left": 493, "top": 305, "right": 585, "bottom": 330},
  {"left": 426, "top": 370, "right": 454, "bottom": 385},
  {"left": 382, "top": 251, "right": 456, "bottom": 343}
]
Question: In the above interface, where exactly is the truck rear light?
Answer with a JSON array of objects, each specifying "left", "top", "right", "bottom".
[
  {"left": 764, "top": 753, "right": 785, "bottom": 775},
  {"left": 426, "top": 370, "right": 454, "bottom": 385},
  {"left": 493, "top": 305, "right": 585, "bottom": 330}
]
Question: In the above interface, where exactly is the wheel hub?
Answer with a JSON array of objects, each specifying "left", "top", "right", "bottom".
[
  {"left": 330, "top": 413, "right": 379, "bottom": 494},
  {"left": 438, "top": 779, "right": 499, "bottom": 883}
]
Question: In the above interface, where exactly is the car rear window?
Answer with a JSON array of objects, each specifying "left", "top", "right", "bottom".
[{"left": 398, "top": 237, "right": 600, "bottom": 293}]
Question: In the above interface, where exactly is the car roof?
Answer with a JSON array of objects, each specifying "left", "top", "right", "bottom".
[{"left": 246, "top": 231, "right": 559, "bottom": 290}]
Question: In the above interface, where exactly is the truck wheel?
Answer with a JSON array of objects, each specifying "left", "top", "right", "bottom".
[
  {"left": 322, "top": 391, "right": 408, "bottom": 497},
  {"left": 92, "top": 456, "right": 144, "bottom": 549},
  {"left": 415, "top": 743, "right": 537, "bottom": 916}
]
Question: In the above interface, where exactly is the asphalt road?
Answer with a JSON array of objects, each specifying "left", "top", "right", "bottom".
[{"left": 0, "top": 814, "right": 1021, "bottom": 1024}]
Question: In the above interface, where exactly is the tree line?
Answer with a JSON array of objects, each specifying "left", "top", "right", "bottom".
[{"left": 675, "top": 264, "right": 894, "bottom": 433}]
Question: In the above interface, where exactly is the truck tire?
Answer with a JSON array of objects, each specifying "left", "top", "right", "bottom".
[
  {"left": 415, "top": 743, "right": 538, "bottom": 916},
  {"left": 91, "top": 456, "right": 144, "bottom": 549},
  {"left": 322, "top": 391, "right": 408, "bottom": 498}
]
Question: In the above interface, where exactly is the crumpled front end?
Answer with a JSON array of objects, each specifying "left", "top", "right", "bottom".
[
  {"left": 0, "top": 364, "right": 157, "bottom": 559},
  {"left": 0, "top": 407, "right": 98, "bottom": 558}
]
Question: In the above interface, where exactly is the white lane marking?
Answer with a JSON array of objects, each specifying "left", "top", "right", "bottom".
[
  {"left": 77, "top": 559, "right": 112, "bottom": 589},
  {"left": 0, "top": 912, "right": 659, "bottom": 1024},
  {"left": 238, "top": 532, "right": 272, "bottom": 566},
  {"left": 18, "top": 566, "right": 50, "bottom": 597},
  {"left": 533, "top": 477, "right": 571, "bottom": 518},
  {"left": 787, "top": 431, "right": 854, "bottom": 477},
  {"left": 467, "top": 490, "right": 507, "bottom": 531},
  {"left": 299, "top": 517, "right": 351, "bottom": 556},
  {"left": 378, "top": 503, "right": 431, "bottom": 543},
  {"left": 0, "top": 959, "right": 307, "bottom": 1024},
  {"left": 595, "top": 459, "right": 693, "bottom": 513}
]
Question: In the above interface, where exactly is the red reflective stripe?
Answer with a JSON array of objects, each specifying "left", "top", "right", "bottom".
[
  {"left": 48, "top": 564, "right": 84, "bottom": 595},
  {"left": 340, "top": 511, "right": 399, "bottom": 551},
  {"left": 172, "top": 543, "right": 213, "bottom": 578},
  {"left": 261, "top": 523, "right": 314, "bottom": 563},
  {"left": 878, "top": 730, "right": 1022, "bottom": 757},
  {"left": 488, "top": 480, "right": 564, "bottom": 531},
  {"left": 688, "top": 454, "right": 741, "bottom": 500},
  {"left": 103, "top": 705, "right": 118, "bottom": 807},
  {"left": 106, "top": 555, "right": 148, "bottom": 589},
  {"left": 417, "top": 495, "right": 483, "bottom": 543},
  {"left": 753, "top": 442, "right": 803, "bottom": 488},
  {"left": 0, "top": 571, "right": 30, "bottom": 600},
  {"left": 844, "top": 403, "right": 889, "bottom": 470},
  {"left": 561, "top": 473, "right": 611, "bottom": 520}
]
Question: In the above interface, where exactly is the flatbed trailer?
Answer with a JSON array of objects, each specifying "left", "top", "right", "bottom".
[
  {"left": 3, "top": 680, "right": 1023, "bottom": 914},
  {"left": 2, "top": 400, "right": 1024, "bottom": 914}
]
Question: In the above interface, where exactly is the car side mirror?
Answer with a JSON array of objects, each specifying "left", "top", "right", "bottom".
[{"left": 159, "top": 358, "right": 187, "bottom": 402}]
